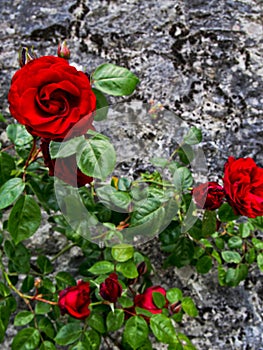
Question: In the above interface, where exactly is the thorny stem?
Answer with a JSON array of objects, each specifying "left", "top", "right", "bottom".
[
  {"left": 22, "top": 137, "right": 38, "bottom": 181},
  {"left": 50, "top": 242, "right": 77, "bottom": 262},
  {"left": 0, "top": 253, "right": 57, "bottom": 307}
]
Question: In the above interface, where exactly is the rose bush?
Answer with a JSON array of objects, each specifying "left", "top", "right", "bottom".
[
  {"left": 40, "top": 138, "right": 93, "bottom": 187},
  {"left": 58, "top": 280, "right": 91, "bottom": 319},
  {"left": 192, "top": 181, "right": 225, "bottom": 210},
  {"left": 0, "top": 43, "right": 262, "bottom": 350},
  {"left": 223, "top": 157, "right": 263, "bottom": 218},
  {"left": 8, "top": 56, "right": 96, "bottom": 140}
]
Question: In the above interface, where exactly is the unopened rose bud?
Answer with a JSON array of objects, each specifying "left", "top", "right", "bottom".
[
  {"left": 170, "top": 301, "right": 182, "bottom": 314},
  {"left": 34, "top": 278, "right": 42, "bottom": 289},
  {"left": 57, "top": 40, "right": 70, "bottom": 59},
  {"left": 99, "top": 273, "right": 122, "bottom": 303},
  {"left": 18, "top": 47, "right": 36, "bottom": 67},
  {"left": 137, "top": 261, "right": 147, "bottom": 276}
]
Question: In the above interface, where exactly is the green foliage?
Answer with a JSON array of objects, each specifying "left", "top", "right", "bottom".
[
  {"left": 92, "top": 63, "right": 139, "bottom": 96},
  {"left": 0, "top": 53, "right": 262, "bottom": 350}
]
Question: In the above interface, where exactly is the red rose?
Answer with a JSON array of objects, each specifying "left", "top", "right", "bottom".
[
  {"left": 58, "top": 280, "right": 91, "bottom": 319},
  {"left": 223, "top": 157, "right": 263, "bottom": 218},
  {"left": 99, "top": 273, "right": 122, "bottom": 303},
  {"left": 8, "top": 56, "right": 96, "bottom": 140},
  {"left": 134, "top": 286, "right": 168, "bottom": 315},
  {"left": 192, "top": 181, "right": 225, "bottom": 210},
  {"left": 40, "top": 138, "right": 93, "bottom": 187}
]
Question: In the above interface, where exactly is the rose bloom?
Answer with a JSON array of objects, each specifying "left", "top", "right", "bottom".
[
  {"left": 99, "top": 273, "right": 122, "bottom": 303},
  {"left": 8, "top": 56, "right": 96, "bottom": 140},
  {"left": 58, "top": 280, "right": 91, "bottom": 319},
  {"left": 192, "top": 181, "right": 225, "bottom": 210},
  {"left": 223, "top": 157, "right": 263, "bottom": 218},
  {"left": 40, "top": 138, "right": 93, "bottom": 188},
  {"left": 134, "top": 286, "right": 168, "bottom": 315}
]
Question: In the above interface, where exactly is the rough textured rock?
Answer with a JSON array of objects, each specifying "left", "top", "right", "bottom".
[{"left": 0, "top": 0, "right": 263, "bottom": 349}]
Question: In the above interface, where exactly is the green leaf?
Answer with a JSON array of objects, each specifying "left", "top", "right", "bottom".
[
  {"left": 218, "top": 203, "right": 239, "bottom": 222},
  {"left": 70, "top": 342, "right": 89, "bottom": 350},
  {"left": 36, "top": 255, "right": 53, "bottom": 275},
  {"left": 106, "top": 309, "right": 125, "bottom": 332},
  {"left": 38, "top": 317, "right": 55, "bottom": 339},
  {"left": 84, "top": 329, "right": 101, "bottom": 350},
  {"left": 8, "top": 195, "right": 41, "bottom": 244},
  {"left": 166, "top": 288, "right": 183, "bottom": 304},
  {"left": 159, "top": 221, "right": 182, "bottom": 253},
  {"left": 92, "top": 63, "right": 139, "bottom": 96},
  {"left": 0, "top": 318, "right": 5, "bottom": 343},
  {"left": 116, "top": 260, "right": 139, "bottom": 278},
  {"left": 92, "top": 88, "right": 109, "bottom": 121},
  {"left": 177, "top": 333, "right": 197, "bottom": 349},
  {"left": 11, "top": 327, "right": 40, "bottom": 350},
  {"left": 111, "top": 244, "right": 134, "bottom": 262},
  {"left": 40, "top": 341, "right": 56, "bottom": 350},
  {"left": 181, "top": 297, "right": 198, "bottom": 317},
  {"left": 152, "top": 292, "right": 167, "bottom": 309},
  {"left": 14, "top": 311, "right": 34, "bottom": 326},
  {"left": 55, "top": 272, "right": 76, "bottom": 289},
  {"left": 118, "top": 296, "right": 134, "bottom": 308},
  {"left": 215, "top": 237, "right": 224, "bottom": 250},
  {"left": 0, "top": 282, "right": 11, "bottom": 297},
  {"left": 221, "top": 251, "right": 242, "bottom": 264},
  {"left": 173, "top": 167, "right": 193, "bottom": 192},
  {"left": 178, "top": 145, "right": 194, "bottom": 165},
  {"left": 183, "top": 127, "right": 202, "bottom": 145},
  {"left": 228, "top": 236, "right": 243, "bottom": 249},
  {"left": 150, "top": 314, "right": 177, "bottom": 344},
  {"left": 35, "top": 302, "right": 51, "bottom": 315},
  {"left": 245, "top": 248, "right": 256, "bottom": 264},
  {"left": 4, "top": 240, "right": 30, "bottom": 273},
  {"left": 217, "top": 265, "right": 226, "bottom": 286},
  {"left": 252, "top": 238, "right": 263, "bottom": 250},
  {"left": 96, "top": 185, "right": 132, "bottom": 211},
  {"left": 225, "top": 265, "right": 248, "bottom": 286},
  {"left": 88, "top": 261, "right": 114, "bottom": 275},
  {"left": 77, "top": 132, "right": 116, "bottom": 180},
  {"left": 0, "top": 178, "right": 25, "bottom": 210},
  {"left": 49, "top": 136, "right": 85, "bottom": 159},
  {"left": 55, "top": 324, "right": 82, "bottom": 346},
  {"left": 239, "top": 222, "right": 252, "bottom": 238},
  {"left": 0, "top": 152, "right": 16, "bottom": 186},
  {"left": 164, "top": 237, "right": 194, "bottom": 268},
  {"left": 87, "top": 313, "right": 106, "bottom": 334},
  {"left": 123, "top": 316, "right": 148, "bottom": 350},
  {"left": 21, "top": 275, "right": 35, "bottom": 293},
  {"left": 201, "top": 210, "right": 217, "bottom": 237},
  {"left": 257, "top": 253, "right": 263, "bottom": 271},
  {"left": 7, "top": 124, "right": 33, "bottom": 147},
  {"left": 196, "top": 255, "right": 213, "bottom": 274}
]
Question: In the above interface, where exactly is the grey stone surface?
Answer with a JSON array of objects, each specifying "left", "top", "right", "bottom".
[{"left": 0, "top": 0, "right": 263, "bottom": 349}]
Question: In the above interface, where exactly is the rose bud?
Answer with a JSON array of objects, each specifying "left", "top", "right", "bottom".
[
  {"left": 134, "top": 286, "right": 168, "bottom": 317},
  {"left": 99, "top": 273, "right": 122, "bottom": 303},
  {"left": 58, "top": 280, "right": 91, "bottom": 319},
  {"left": 57, "top": 40, "right": 71, "bottom": 59},
  {"left": 192, "top": 181, "right": 225, "bottom": 210},
  {"left": 137, "top": 261, "right": 147, "bottom": 276},
  {"left": 18, "top": 47, "right": 36, "bottom": 67},
  {"left": 223, "top": 157, "right": 263, "bottom": 218}
]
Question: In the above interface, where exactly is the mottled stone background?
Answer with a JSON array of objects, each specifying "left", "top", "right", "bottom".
[{"left": 0, "top": 0, "right": 262, "bottom": 349}]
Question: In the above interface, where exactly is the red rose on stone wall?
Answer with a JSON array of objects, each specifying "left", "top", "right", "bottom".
[
  {"left": 58, "top": 280, "right": 91, "bottom": 319},
  {"left": 192, "top": 181, "right": 225, "bottom": 210},
  {"left": 134, "top": 286, "right": 168, "bottom": 315},
  {"left": 223, "top": 157, "right": 263, "bottom": 218},
  {"left": 40, "top": 138, "right": 93, "bottom": 188},
  {"left": 8, "top": 56, "right": 96, "bottom": 140}
]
